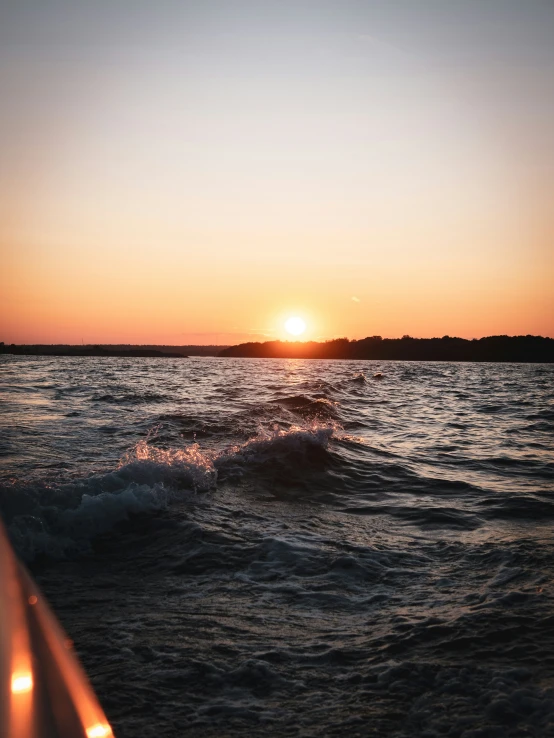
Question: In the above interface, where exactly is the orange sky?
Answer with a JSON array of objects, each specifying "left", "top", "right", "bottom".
[{"left": 1, "top": 1, "right": 553, "bottom": 344}]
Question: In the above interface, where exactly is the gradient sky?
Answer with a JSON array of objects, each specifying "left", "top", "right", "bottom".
[{"left": 1, "top": 0, "right": 553, "bottom": 344}]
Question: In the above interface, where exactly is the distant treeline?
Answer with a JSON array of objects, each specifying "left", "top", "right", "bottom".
[
  {"left": 0, "top": 344, "right": 228, "bottom": 358},
  {"left": 92, "top": 344, "right": 229, "bottom": 356},
  {"left": 219, "top": 335, "right": 554, "bottom": 362}
]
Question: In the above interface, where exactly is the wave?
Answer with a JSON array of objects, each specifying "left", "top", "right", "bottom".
[
  {"left": 92, "top": 391, "right": 169, "bottom": 404},
  {"left": 7, "top": 482, "right": 172, "bottom": 561},
  {"left": 2, "top": 423, "right": 336, "bottom": 562},
  {"left": 216, "top": 423, "right": 335, "bottom": 472},
  {"left": 269, "top": 395, "right": 339, "bottom": 420}
]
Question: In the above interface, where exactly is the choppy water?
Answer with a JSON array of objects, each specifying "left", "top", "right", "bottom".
[{"left": 1, "top": 355, "right": 553, "bottom": 737}]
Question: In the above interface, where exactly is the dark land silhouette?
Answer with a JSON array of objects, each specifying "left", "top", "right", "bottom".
[
  {"left": 220, "top": 335, "right": 554, "bottom": 362},
  {"left": 0, "top": 344, "right": 227, "bottom": 358},
  {"left": 2, "top": 337, "right": 552, "bottom": 362}
]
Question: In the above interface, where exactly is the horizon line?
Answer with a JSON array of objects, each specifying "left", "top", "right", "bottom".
[{"left": 2, "top": 333, "right": 553, "bottom": 347}]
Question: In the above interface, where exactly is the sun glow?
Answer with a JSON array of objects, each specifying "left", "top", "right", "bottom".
[{"left": 285, "top": 317, "right": 306, "bottom": 337}]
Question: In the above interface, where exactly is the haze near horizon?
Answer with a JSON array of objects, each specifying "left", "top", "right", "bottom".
[{"left": 1, "top": 0, "right": 553, "bottom": 345}]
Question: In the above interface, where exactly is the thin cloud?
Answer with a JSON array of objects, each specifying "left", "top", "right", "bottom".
[{"left": 351, "top": 296, "right": 361, "bottom": 303}]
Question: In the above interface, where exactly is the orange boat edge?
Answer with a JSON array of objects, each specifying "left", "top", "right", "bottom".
[{"left": 0, "top": 518, "right": 114, "bottom": 738}]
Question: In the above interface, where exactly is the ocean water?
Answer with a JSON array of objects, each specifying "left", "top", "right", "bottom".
[{"left": 1, "top": 355, "right": 553, "bottom": 737}]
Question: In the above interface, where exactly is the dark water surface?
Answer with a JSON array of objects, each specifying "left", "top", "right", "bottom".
[{"left": 1, "top": 356, "right": 553, "bottom": 737}]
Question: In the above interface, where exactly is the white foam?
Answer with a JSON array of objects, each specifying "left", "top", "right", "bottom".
[{"left": 9, "top": 483, "right": 171, "bottom": 560}]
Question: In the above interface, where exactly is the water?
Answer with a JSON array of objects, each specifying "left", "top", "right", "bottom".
[{"left": 1, "top": 355, "right": 553, "bottom": 737}]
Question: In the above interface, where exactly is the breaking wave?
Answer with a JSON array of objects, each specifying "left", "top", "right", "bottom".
[{"left": 2, "top": 423, "right": 336, "bottom": 561}]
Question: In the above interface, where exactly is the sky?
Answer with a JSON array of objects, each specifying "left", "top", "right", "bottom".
[{"left": 1, "top": 0, "right": 553, "bottom": 344}]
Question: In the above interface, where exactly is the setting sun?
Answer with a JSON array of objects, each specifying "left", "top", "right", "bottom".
[{"left": 285, "top": 317, "right": 306, "bottom": 336}]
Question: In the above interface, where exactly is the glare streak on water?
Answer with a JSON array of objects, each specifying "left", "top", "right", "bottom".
[{"left": 0, "top": 355, "right": 553, "bottom": 737}]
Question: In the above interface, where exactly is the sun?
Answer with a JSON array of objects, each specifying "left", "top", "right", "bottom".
[{"left": 285, "top": 317, "right": 306, "bottom": 336}]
